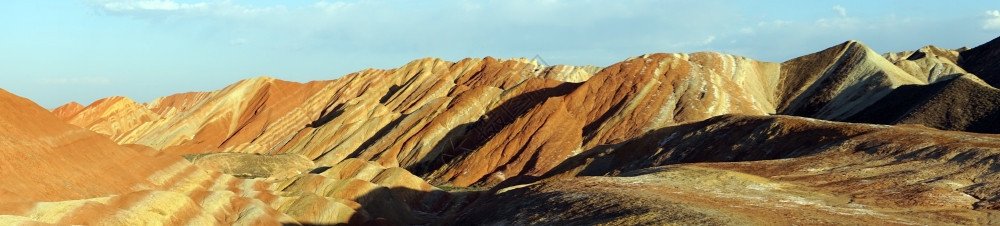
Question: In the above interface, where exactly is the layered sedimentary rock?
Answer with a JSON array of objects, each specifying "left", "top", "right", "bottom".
[
  {"left": 0, "top": 88, "right": 452, "bottom": 225},
  {"left": 0, "top": 88, "right": 288, "bottom": 224},
  {"left": 28, "top": 35, "right": 1000, "bottom": 224},
  {"left": 55, "top": 39, "right": 996, "bottom": 189}
]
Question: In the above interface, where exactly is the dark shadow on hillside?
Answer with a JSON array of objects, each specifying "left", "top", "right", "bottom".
[
  {"left": 845, "top": 77, "right": 955, "bottom": 125},
  {"left": 344, "top": 115, "right": 408, "bottom": 159},
  {"left": 309, "top": 103, "right": 345, "bottom": 128},
  {"left": 958, "top": 35, "right": 1000, "bottom": 87},
  {"left": 781, "top": 68, "right": 897, "bottom": 121},
  {"left": 847, "top": 75, "right": 1000, "bottom": 134}
]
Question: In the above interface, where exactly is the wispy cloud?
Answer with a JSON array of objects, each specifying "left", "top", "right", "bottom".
[
  {"left": 90, "top": 0, "right": 287, "bottom": 21},
  {"left": 37, "top": 77, "right": 112, "bottom": 85},
  {"left": 832, "top": 5, "right": 847, "bottom": 17},
  {"left": 984, "top": 10, "right": 1000, "bottom": 30}
]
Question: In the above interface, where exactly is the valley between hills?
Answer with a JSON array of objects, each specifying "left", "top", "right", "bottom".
[{"left": 3, "top": 36, "right": 1000, "bottom": 225}]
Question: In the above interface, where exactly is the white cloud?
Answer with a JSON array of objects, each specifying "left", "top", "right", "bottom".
[
  {"left": 703, "top": 36, "right": 716, "bottom": 45},
  {"left": 833, "top": 5, "right": 847, "bottom": 17},
  {"left": 37, "top": 77, "right": 111, "bottom": 85},
  {"left": 984, "top": 10, "right": 1000, "bottom": 30}
]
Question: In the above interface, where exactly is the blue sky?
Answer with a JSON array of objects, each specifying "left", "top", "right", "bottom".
[{"left": 2, "top": 0, "right": 999, "bottom": 108}]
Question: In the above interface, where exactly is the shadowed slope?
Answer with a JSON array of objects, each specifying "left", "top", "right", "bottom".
[
  {"left": 959, "top": 35, "right": 1000, "bottom": 87},
  {"left": 847, "top": 74, "right": 1000, "bottom": 133}
]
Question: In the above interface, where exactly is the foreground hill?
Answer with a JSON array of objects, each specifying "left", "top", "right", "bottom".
[{"left": 14, "top": 35, "right": 1000, "bottom": 224}]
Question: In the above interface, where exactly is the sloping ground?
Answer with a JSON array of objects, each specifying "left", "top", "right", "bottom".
[
  {"left": 0, "top": 88, "right": 179, "bottom": 202},
  {"left": 847, "top": 74, "right": 1000, "bottom": 133},
  {"left": 0, "top": 87, "right": 289, "bottom": 224},
  {"left": 959, "top": 35, "right": 1000, "bottom": 87},
  {"left": 0, "top": 88, "right": 458, "bottom": 225},
  {"left": 461, "top": 114, "right": 1000, "bottom": 225}
]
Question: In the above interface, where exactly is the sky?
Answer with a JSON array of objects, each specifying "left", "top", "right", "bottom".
[{"left": 1, "top": 1, "right": 999, "bottom": 108}]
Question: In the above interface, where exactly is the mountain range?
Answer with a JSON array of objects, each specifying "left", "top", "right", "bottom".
[{"left": 3, "top": 36, "right": 1000, "bottom": 225}]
